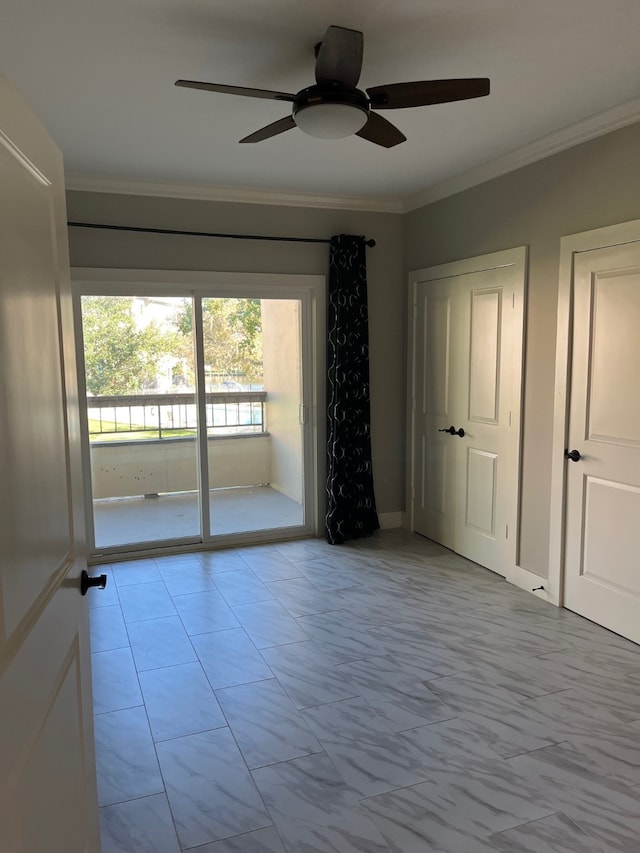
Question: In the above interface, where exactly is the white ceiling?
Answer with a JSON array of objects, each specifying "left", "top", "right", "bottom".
[{"left": 3, "top": 0, "right": 640, "bottom": 205}]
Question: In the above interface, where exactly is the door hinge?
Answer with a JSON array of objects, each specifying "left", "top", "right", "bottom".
[
  {"left": 298, "top": 404, "right": 307, "bottom": 425},
  {"left": 505, "top": 524, "right": 509, "bottom": 539},
  {"left": 512, "top": 293, "right": 515, "bottom": 308},
  {"left": 509, "top": 410, "right": 512, "bottom": 426}
]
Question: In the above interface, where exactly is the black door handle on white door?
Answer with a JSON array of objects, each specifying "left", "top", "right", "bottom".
[
  {"left": 438, "top": 426, "right": 465, "bottom": 437},
  {"left": 81, "top": 569, "right": 107, "bottom": 595},
  {"left": 565, "top": 449, "right": 582, "bottom": 462}
]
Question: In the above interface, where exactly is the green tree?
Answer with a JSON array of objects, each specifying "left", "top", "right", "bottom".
[
  {"left": 176, "top": 298, "right": 263, "bottom": 384},
  {"left": 81, "top": 296, "right": 176, "bottom": 395}
]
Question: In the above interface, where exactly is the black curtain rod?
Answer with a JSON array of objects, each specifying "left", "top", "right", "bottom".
[{"left": 67, "top": 221, "right": 376, "bottom": 248}]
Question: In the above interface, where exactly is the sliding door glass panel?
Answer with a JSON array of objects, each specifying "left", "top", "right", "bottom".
[
  {"left": 201, "top": 297, "right": 305, "bottom": 536},
  {"left": 81, "top": 295, "right": 200, "bottom": 548}
]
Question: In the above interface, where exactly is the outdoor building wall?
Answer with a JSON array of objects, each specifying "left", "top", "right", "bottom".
[
  {"left": 405, "top": 120, "right": 640, "bottom": 577},
  {"left": 261, "top": 299, "right": 303, "bottom": 504}
]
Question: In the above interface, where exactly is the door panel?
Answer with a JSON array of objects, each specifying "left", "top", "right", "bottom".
[
  {"left": 411, "top": 250, "right": 525, "bottom": 579},
  {"left": 564, "top": 244, "right": 640, "bottom": 642},
  {"left": 587, "top": 271, "right": 640, "bottom": 443},
  {"left": 425, "top": 438, "right": 449, "bottom": 515},
  {"left": 203, "top": 296, "right": 305, "bottom": 539},
  {"left": 468, "top": 288, "right": 501, "bottom": 423},
  {"left": 455, "top": 273, "right": 511, "bottom": 568},
  {"left": 583, "top": 478, "right": 640, "bottom": 594},
  {"left": 79, "top": 294, "right": 200, "bottom": 551},
  {"left": 17, "top": 642, "right": 88, "bottom": 851},
  {"left": 413, "top": 283, "right": 456, "bottom": 539},
  {"left": 425, "top": 294, "right": 451, "bottom": 417},
  {"left": 465, "top": 447, "right": 497, "bottom": 535},
  {"left": 0, "top": 76, "right": 99, "bottom": 852},
  {"left": 1, "top": 144, "right": 73, "bottom": 637}
]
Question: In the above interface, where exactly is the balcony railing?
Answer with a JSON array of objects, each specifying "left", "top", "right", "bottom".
[{"left": 87, "top": 391, "right": 266, "bottom": 441}]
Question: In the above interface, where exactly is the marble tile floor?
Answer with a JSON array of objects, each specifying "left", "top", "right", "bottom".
[{"left": 91, "top": 529, "right": 640, "bottom": 853}]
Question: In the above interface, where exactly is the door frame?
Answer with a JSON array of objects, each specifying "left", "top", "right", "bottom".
[
  {"left": 407, "top": 247, "right": 531, "bottom": 590},
  {"left": 549, "top": 217, "right": 640, "bottom": 606},
  {"left": 72, "top": 267, "right": 325, "bottom": 559}
]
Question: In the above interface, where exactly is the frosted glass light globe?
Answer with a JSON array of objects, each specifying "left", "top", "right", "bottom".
[{"left": 294, "top": 102, "right": 368, "bottom": 138}]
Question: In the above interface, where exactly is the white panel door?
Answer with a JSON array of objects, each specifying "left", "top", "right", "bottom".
[
  {"left": 564, "top": 242, "right": 640, "bottom": 643},
  {"left": 411, "top": 249, "right": 525, "bottom": 577},
  {"left": 412, "top": 277, "right": 458, "bottom": 545},
  {"left": 0, "top": 77, "right": 100, "bottom": 851}
]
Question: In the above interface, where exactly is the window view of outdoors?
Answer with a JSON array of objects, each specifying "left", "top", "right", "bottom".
[
  {"left": 81, "top": 294, "right": 304, "bottom": 550},
  {"left": 82, "top": 295, "right": 265, "bottom": 442}
]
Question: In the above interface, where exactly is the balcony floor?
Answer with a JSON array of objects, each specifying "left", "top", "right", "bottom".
[{"left": 93, "top": 486, "right": 304, "bottom": 549}]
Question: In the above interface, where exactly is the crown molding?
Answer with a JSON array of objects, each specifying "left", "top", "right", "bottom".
[
  {"left": 65, "top": 96, "right": 640, "bottom": 216},
  {"left": 64, "top": 173, "right": 405, "bottom": 214},
  {"left": 403, "top": 95, "right": 640, "bottom": 212}
]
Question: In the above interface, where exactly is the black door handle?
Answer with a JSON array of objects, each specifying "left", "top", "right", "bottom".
[
  {"left": 81, "top": 569, "right": 107, "bottom": 596},
  {"left": 438, "top": 425, "right": 465, "bottom": 437},
  {"left": 565, "top": 449, "right": 581, "bottom": 462}
]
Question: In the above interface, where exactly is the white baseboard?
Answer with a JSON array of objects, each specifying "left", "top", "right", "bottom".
[{"left": 378, "top": 512, "right": 403, "bottom": 530}]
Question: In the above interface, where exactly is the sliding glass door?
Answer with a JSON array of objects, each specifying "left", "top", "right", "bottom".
[
  {"left": 201, "top": 296, "right": 305, "bottom": 537},
  {"left": 81, "top": 294, "right": 200, "bottom": 550},
  {"left": 75, "top": 276, "right": 319, "bottom": 557}
]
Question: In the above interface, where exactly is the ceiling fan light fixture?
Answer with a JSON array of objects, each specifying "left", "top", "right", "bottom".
[
  {"left": 292, "top": 85, "right": 370, "bottom": 139},
  {"left": 176, "top": 26, "right": 490, "bottom": 148},
  {"left": 294, "top": 102, "right": 368, "bottom": 138}
]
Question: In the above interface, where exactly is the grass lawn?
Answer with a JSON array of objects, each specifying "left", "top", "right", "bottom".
[{"left": 88, "top": 418, "right": 196, "bottom": 442}]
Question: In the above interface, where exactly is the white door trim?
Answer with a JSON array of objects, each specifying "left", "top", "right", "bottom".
[
  {"left": 549, "top": 218, "right": 640, "bottom": 606},
  {"left": 72, "top": 267, "right": 326, "bottom": 554},
  {"left": 407, "top": 247, "right": 530, "bottom": 590}
]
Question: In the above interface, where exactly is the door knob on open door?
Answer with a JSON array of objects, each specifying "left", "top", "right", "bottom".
[
  {"left": 565, "top": 449, "right": 582, "bottom": 462},
  {"left": 81, "top": 569, "right": 107, "bottom": 596},
  {"left": 438, "top": 426, "right": 465, "bottom": 437}
]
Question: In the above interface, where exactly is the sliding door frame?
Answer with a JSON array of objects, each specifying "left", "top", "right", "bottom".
[{"left": 72, "top": 268, "right": 325, "bottom": 561}]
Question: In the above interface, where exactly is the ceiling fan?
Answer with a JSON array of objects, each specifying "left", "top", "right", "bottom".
[{"left": 175, "top": 25, "right": 490, "bottom": 148}]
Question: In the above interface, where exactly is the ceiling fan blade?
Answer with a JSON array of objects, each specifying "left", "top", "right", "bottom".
[
  {"left": 355, "top": 112, "right": 406, "bottom": 148},
  {"left": 175, "top": 80, "right": 295, "bottom": 102},
  {"left": 239, "top": 115, "right": 296, "bottom": 143},
  {"left": 367, "top": 78, "right": 490, "bottom": 109},
  {"left": 315, "top": 25, "right": 363, "bottom": 88}
]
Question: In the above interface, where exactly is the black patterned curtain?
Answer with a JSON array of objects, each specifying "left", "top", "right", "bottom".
[{"left": 325, "top": 234, "right": 380, "bottom": 544}]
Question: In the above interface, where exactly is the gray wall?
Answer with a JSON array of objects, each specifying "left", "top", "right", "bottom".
[
  {"left": 68, "top": 120, "right": 640, "bottom": 565},
  {"left": 66, "top": 191, "right": 405, "bottom": 516},
  {"left": 405, "top": 121, "right": 640, "bottom": 576}
]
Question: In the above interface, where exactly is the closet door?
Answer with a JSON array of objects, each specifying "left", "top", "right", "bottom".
[
  {"left": 562, "top": 240, "right": 640, "bottom": 643},
  {"left": 410, "top": 248, "right": 525, "bottom": 577}
]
